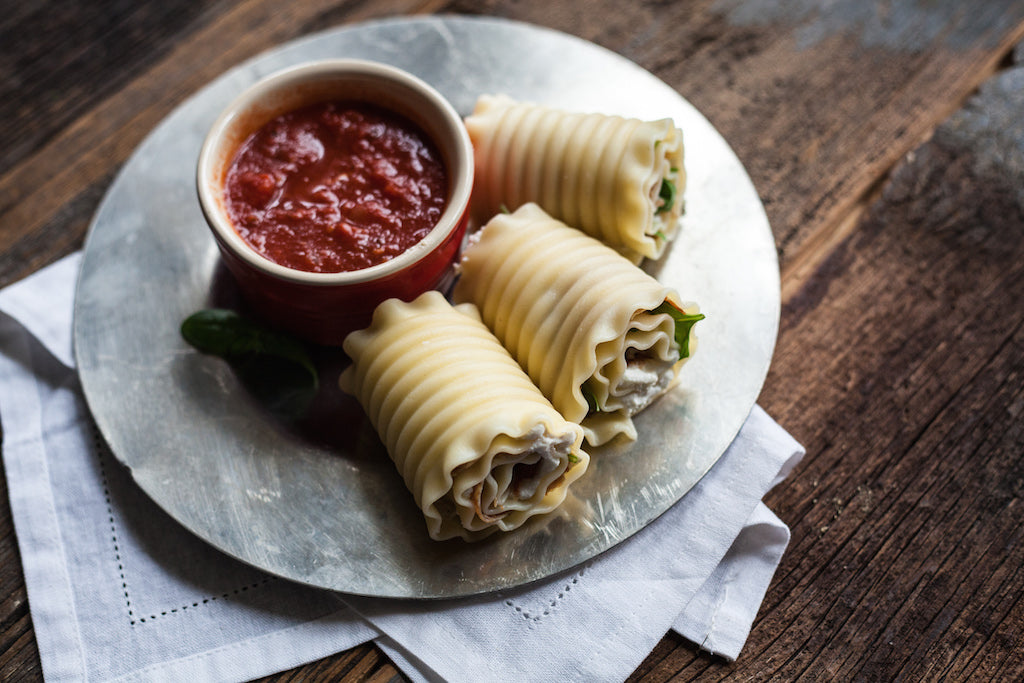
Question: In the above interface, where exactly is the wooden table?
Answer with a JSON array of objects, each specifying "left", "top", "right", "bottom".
[{"left": 4, "top": 1, "right": 1024, "bottom": 680}]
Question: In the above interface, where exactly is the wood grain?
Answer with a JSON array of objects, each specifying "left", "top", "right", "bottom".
[
  {"left": 3, "top": 0, "right": 1024, "bottom": 680},
  {"left": 753, "top": 77, "right": 1024, "bottom": 678}
]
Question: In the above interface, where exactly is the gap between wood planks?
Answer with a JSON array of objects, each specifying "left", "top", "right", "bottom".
[{"left": 779, "top": 25, "right": 1024, "bottom": 305}]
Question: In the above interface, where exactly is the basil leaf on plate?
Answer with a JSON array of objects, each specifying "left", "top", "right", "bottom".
[{"left": 181, "top": 309, "right": 319, "bottom": 418}]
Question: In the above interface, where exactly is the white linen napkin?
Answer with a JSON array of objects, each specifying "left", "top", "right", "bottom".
[{"left": 0, "top": 254, "right": 803, "bottom": 682}]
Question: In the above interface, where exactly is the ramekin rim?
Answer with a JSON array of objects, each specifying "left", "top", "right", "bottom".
[{"left": 196, "top": 58, "right": 474, "bottom": 286}]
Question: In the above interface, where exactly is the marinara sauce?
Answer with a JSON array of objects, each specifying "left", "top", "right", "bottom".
[{"left": 224, "top": 101, "right": 449, "bottom": 273}]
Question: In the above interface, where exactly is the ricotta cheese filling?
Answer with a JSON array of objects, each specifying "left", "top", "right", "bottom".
[
  {"left": 585, "top": 305, "right": 680, "bottom": 420},
  {"left": 466, "top": 429, "right": 577, "bottom": 523},
  {"left": 608, "top": 353, "right": 677, "bottom": 416}
]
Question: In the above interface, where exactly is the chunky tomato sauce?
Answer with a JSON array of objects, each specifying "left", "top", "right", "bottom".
[{"left": 224, "top": 101, "right": 448, "bottom": 273}]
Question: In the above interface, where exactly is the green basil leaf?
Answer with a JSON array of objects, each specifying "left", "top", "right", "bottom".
[
  {"left": 652, "top": 301, "right": 705, "bottom": 360},
  {"left": 656, "top": 178, "right": 676, "bottom": 215},
  {"left": 181, "top": 309, "right": 319, "bottom": 418}
]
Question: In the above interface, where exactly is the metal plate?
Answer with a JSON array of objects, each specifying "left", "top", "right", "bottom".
[{"left": 74, "top": 16, "right": 779, "bottom": 599}]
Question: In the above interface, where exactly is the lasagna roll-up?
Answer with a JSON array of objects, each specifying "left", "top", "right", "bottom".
[
  {"left": 339, "top": 291, "right": 589, "bottom": 542},
  {"left": 453, "top": 204, "right": 703, "bottom": 447},
  {"left": 464, "top": 94, "right": 685, "bottom": 262}
]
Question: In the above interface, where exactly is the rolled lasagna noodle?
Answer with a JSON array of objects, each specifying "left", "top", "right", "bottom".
[
  {"left": 464, "top": 94, "right": 685, "bottom": 262},
  {"left": 453, "top": 203, "right": 702, "bottom": 447},
  {"left": 339, "top": 291, "right": 589, "bottom": 542}
]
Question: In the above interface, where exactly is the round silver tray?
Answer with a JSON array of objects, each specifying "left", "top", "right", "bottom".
[{"left": 73, "top": 16, "right": 779, "bottom": 599}]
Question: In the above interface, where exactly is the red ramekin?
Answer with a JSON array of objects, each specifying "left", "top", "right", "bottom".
[{"left": 196, "top": 59, "right": 474, "bottom": 345}]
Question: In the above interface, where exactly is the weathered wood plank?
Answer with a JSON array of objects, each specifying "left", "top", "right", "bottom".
[
  {"left": 251, "top": 644, "right": 395, "bottom": 682},
  {"left": 0, "top": 0, "right": 222, "bottom": 173},
  {"left": 0, "top": 612, "right": 37, "bottom": 682},
  {"left": 748, "top": 45, "right": 1024, "bottom": 681}
]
